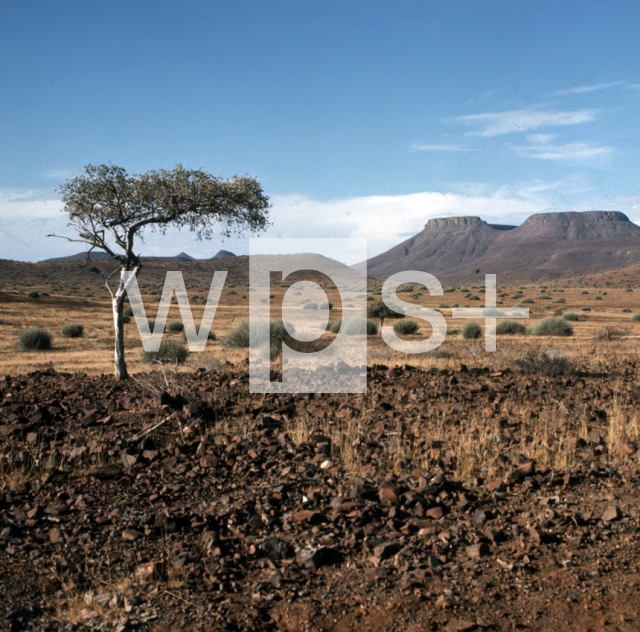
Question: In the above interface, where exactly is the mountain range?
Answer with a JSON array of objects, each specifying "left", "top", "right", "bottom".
[
  {"left": 39, "top": 250, "right": 237, "bottom": 263},
  {"left": 367, "top": 211, "right": 640, "bottom": 281}
]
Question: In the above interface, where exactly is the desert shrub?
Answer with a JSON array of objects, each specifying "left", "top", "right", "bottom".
[
  {"left": 18, "top": 328, "right": 52, "bottom": 351},
  {"left": 367, "top": 301, "right": 404, "bottom": 321},
  {"left": 498, "top": 292, "right": 509, "bottom": 298},
  {"left": 123, "top": 306, "right": 134, "bottom": 318},
  {"left": 520, "top": 298, "right": 534, "bottom": 304},
  {"left": 633, "top": 314, "right": 640, "bottom": 322},
  {"left": 300, "top": 298, "right": 310, "bottom": 304},
  {"left": 393, "top": 320, "right": 419, "bottom": 335},
  {"left": 537, "top": 295, "right": 551, "bottom": 300},
  {"left": 328, "top": 318, "right": 377, "bottom": 335},
  {"left": 624, "top": 288, "right": 633, "bottom": 292},
  {"left": 319, "top": 301, "right": 333, "bottom": 309},
  {"left": 516, "top": 350, "right": 573, "bottom": 377},
  {"left": 223, "top": 320, "right": 294, "bottom": 348},
  {"left": 529, "top": 316, "right": 573, "bottom": 336},
  {"left": 622, "top": 308, "right": 632, "bottom": 313},
  {"left": 468, "top": 295, "right": 480, "bottom": 301},
  {"left": 552, "top": 298, "right": 566, "bottom": 303},
  {"left": 451, "top": 303, "right": 459, "bottom": 308},
  {"left": 148, "top": 320, "right": 156, "bottom": 331},
  {"left": 366, "top": 296, "right": 374, "bottom": 301},
  {"left": 460, "top": 288, "right": 469, "bottom": 293},
  {"left": 409, "top": 293, "right": 422, "bottom": 299},
  {"left": 496, "top": 320, "right": 526, "bottom": 335},
  {"left": 563, "top": 313, "right": 579, "bottom": 321},
  {"left": 26, "top": 290, "right": 40, "bottom": 299},
  {"left": 167, "top": 320, "right": 184, "bottom": 333},
  {"left": 122, "top": 315, "right": 130, "bottom": 323},
  {"left": 581, "top": 290, "right": 589, "bottom": 295},
  {"left": 461, "top": 321, "right": 482, "bottom": 339},
  {"left": 594, "top": 295, "right": 602, "bottom": 300},
  {"left": 184, "top": 329, "right": 216, "bottom": 340},
  {"left": 60, "top": 323, "right": 84, "bottom": 338},
  {"left": 439, "top": 303, "right": 449, "bottom": 308},
  {"left": 140, "top": 339, "right": 189, "bottom": 364},
  {"left": 227, "top": 290, "right": 237, "bottom": 295},
  {"left": 303, "top": 302, "right": 318, "bottom": 310},
  {"left": 580, "top": 307, "right": 591, "bottom": 312}
]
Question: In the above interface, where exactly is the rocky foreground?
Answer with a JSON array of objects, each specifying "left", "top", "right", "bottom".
[{"left": 1, "top": 364, "right": 640, "bottom": 631}]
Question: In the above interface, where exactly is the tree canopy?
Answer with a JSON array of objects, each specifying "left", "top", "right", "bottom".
[{"left": 56, "top": 163, "right": 270, "bottom": 267}]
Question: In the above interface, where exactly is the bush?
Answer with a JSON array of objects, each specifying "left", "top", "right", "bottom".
[
  {"left": 223, "top": 320, "right": 294, "bottom": 348},
  {"left": 529, "top": 316, "right": 573, "bottom": 336},
  {"left": 409, "top": 293, "right": 422, "bottom": 299},
  {"left": 327, "top": 318, "right": 377, "bottom": 335},
  {"left": 451, "top": 303, "right": 459, "bottom": 308},
  {"left": 122, "top": 315, "right": 130, "bottom": 323},
  {"left": 303, "top": 302, "right": 318, "bottom": 310},
  {"left": 184, "top": 329, "right": 216, "bottom": 341},
  {"left": 319, "top": 301, "right": 333, "bottom": 309},
  {"left": 520, "top": 298, "right": 534, "bottom": 304},
  {"left": 581, "top": 290, "right": 589, "bottom": 295},
  {"left": 633, "top": 314, "right": 640, "bottom": 322},
  {"left": 537, "top": 295, "right": 551, "bottom": 300},
  {"left": 61, "top": 323, "right": 84, "bottom": 338},
  {"left": 367, "top": 301, "right": 404, "bottom": 322},
  {"left": 461, "top": 321, "right": 482, "bottom": 339},
  {"left": 594, "top": 295, "right": 602, "bottom": 300},
  {"left": 123, "top": 307, "right": 134, "bottom": 318},
  {"left": 140, "top": 339, "right": 189, "bottom": 364},
  {"left": 26, "top": 290, "right": 40, "bottom": 299},
  {"left": 580, "top": 307, "right": 591, "bottom": 312},
  {"left": 393, "top": 320, "right": 419, "bottom": 335},
  {"left": 622, "top": 308, "right": 632, "bottom": 313},
  {"left": 18, "top": 328, "right": 52, "bottom": 350},
  {"left": 167, "top": 320, "right": 184, "bottom": 333},
  {"left": 516, "top": 350, "right": 573, "bottom": 377},
  {"left": 563, "top": 313, "right": 579, "bottom": 321},
  {"left": 552, "top": 298, "right": 566, "bottom": 303},
  {"left": 496, "top": 320, "right": 526, "bottom": 335}
]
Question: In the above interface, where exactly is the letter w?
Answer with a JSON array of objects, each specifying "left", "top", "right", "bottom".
[{"left": 122, "top": 271, "right": 227, "bottom": 352}]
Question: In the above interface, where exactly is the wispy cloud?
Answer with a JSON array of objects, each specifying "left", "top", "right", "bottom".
[
  {"left": 42, "top": 168, "right": 78, "bottom": 180},
  {"left": 453, "top": 108, "right": 598, "bottom": 137},
  {"left": 410, "top": 143, "right": 472, "bottom": 152},
  {"left": 552, "top": 81, "right": 625, "bottom": 96},
  {"left": 511, "top": 134, "right": 613, "bottom": 162}
]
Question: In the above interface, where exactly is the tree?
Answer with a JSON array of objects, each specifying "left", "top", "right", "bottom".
[
  {"left": 51, "top": 163, "right": 269, "bottom": 379},
  {"left": 367, "top": 300, "right": 405, "bottom": 329}
]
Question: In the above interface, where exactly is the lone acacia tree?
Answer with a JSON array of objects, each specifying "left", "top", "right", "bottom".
[{"left": 51, "top": 163, "right": 269, "bottom": 379}]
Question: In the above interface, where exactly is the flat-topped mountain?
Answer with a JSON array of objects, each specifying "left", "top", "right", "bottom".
[{"left": 367, "top": 210, "right": 640, "bottom": 281}]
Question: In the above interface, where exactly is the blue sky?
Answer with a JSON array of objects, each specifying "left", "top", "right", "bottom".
[{"left": 1, "top": 0, "right": 640, "bottom": 262}]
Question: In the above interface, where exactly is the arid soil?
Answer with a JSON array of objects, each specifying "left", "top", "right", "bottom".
[{"left": 2, "top": 362, "right": 640, "bottom": 631}]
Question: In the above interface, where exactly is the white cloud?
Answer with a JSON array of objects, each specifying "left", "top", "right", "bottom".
[
  {"left": 42, "top": 169, "right": 78, "bottom": 180},
  {"left": 552, "top": 81, "right": 625, "bottom": 96},
  {"left": 453, "top": 108, "right": 598, "bottom": 136},
  {"left": 511, "top": 135, "right": 613, "bottom": 162},
  {"left": 410, "top": 143, "right": 472, "bottom": 152}
]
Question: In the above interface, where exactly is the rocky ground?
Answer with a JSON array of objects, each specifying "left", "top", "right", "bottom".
[{"left": 1, "top": 362, "right": 640, "bottom": 631}]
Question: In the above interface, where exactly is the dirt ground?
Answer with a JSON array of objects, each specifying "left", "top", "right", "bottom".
[{"left": 2, "top": 261, "right": 640, "bottom": 630}]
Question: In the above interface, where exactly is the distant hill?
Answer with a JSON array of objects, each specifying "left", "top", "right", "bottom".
[
  {"left": 212, "top": 250, "right": 236, "bottom": 259},
  {"left": 40, "top": 251, "right": 196, "bottom": 263},
  {"left": 367, "top": 211, "right": 640, "bottom": 281}
]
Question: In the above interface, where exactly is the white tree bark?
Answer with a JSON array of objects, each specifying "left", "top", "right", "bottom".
[{"left": 112, "top": 266, "right": 141, "bottom": 380}]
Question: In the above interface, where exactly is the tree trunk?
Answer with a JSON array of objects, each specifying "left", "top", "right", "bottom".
[
  {"left": 112, "top": 266, "right": 141, "bottom": 380},
  {"left": 113, "top": 289, "right": 128, "bottom": 380}
]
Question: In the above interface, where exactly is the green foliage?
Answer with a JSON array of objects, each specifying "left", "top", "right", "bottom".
[
  {"left": 393, "top": 320, "right": 419, "bottom": 335},
  {"left": 167, "top": 320, "right": 184, "bottom": 332},
  {"left": 26, "top": 290, "right": 40, "bottom": 299},
  {"left": 563, "top": 313, "right": 580, "bottom": 321},
  {"left": 622, "top": 308, "right": 632, "bottom": 313},
  {"left": 632, "top": 314, "right": 640, "bottom": 322},
  {"left": 123, "top": 307, "right": 134, "bottom": 318},
  {"left": 222, "top": 320, "right": 294, "bottom": 348},
  {"left": 520, "top": 298, "right": 534, "bottom": 304},
  {"left": 461, "top": 321, "right": 482, "bottom": 339},
  {"left": 18, "top": 328, "right": 52, "bottom": 351},
  {"left": 580, "top": 307, "right": 591, "bottom": 312},
  {"left": 495, "top": 320, "right": 526, "bottom": 335},
  {"left": 552, "top": 298, "right": 566, "bottom": 303},
  {"left": 140, "top": 339, "right": 189, "bottom": 364},
  {"left": 529, "top": 316, "right": 573, "bottom": 336},
  {"left": 367, "top": 301, "right": 404, "bottom": 321},
  {"left": 61, "top": 324, "right": 84, "bottom": 338}
]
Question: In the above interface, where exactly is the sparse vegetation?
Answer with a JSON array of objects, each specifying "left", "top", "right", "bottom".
[
  {"left": 515, "top": 349, "right": 573, "bottom": 377},
  {"left": 393, "top": 320, "right": 419, "bottom": 335},
  {"left": 140, "top": 338, "right": 190, "bottom": 364},
  {"left": 18, "top": 328, "right": 52, "bottom": 351},
  {"left": 529, "top": 316, "right": 573, "bottom": 336},
  {"left": 60, "top": 324, "right": 84, "bottom": 338},
  {"left": 461, "top": 321, "right": 482, "bottom": 339},
  {"left": 495, "top": 320, "right": 526, "bottom": 335},
  {"left": 167, "top": 320, "right": 184, "bottom": 333}
]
